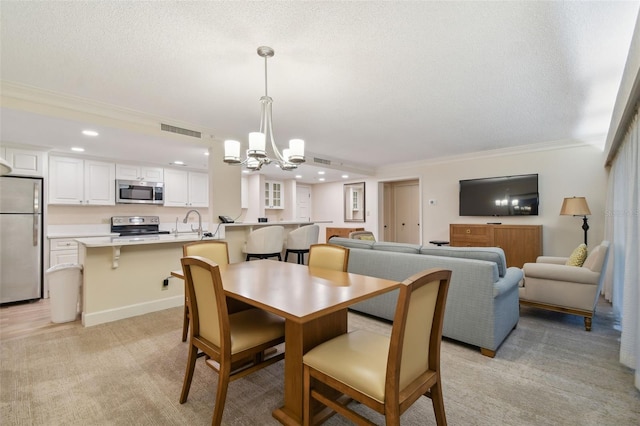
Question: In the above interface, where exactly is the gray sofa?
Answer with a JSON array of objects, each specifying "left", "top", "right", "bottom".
[{"left": 329, "top": 237, "right": 524, "bottom": 357}]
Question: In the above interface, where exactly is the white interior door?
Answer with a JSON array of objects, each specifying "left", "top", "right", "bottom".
[
  {"left": 395, "top": 182, "right": 420, "bottom": 244},
  {"left": 296, "top": 185, "right": 311, "bottom": 221}
]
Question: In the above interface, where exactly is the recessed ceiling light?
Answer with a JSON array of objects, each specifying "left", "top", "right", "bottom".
[
  {"left": 82, "top": 130, "right": 99, "bottom": 137},
  {"left": 71, "top": 147, "right": 85, "bottom": 152},
  {"left": 318, "top": 171, "right": 325, "bottom": 175},
  {"left": 318, "top": 178, "right": 325, "bottom": 182},
  {"left": 342, "top": 174, "right": 349, "bottom": 179},
  {"left": 295, "top": 175, "right": 302, "bottom": 179},
  {"left": 173, "top": 161, "right": 184, "bottom": 165},
  {"left": 242, "top": 170, "right": 251, "bottom": 174},
  {"left": 204, "top": 151, "right": 210, "bottom": 156}
]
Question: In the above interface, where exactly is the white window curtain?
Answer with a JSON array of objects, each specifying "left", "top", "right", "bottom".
[{"left": 605, "top": 108, "right": 640, "bottom": 390}]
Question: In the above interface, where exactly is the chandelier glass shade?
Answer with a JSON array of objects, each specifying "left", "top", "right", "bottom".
[{"left": 223, "top": 46, "right": 305, "bottom": 171}]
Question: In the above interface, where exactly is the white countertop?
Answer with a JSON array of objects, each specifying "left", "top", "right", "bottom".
[
  {"left": 75, "top": 233, "right": 215, "bottom": 248},
  {"left": 49, "top": 232, "right": 119, "bottom": 239},
  {"left": 222, "top": 220, "right": 331, "bottom": 227}
]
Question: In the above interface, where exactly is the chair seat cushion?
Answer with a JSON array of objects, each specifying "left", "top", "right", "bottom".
[
  {"left": 303, "top": 330, "right": 389, "bottom": 403},
  {"left": 229, "top": 309, "right": 285, "bottom": 353}
]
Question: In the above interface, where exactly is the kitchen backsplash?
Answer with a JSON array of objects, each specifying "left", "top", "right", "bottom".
[{"left": 46, "top": 205, "right": 209, "bottom": 225}]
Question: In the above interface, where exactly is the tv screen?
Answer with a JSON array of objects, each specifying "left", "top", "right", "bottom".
[{"left": 459, "top": 174, "right": 539, "bottom": 216}]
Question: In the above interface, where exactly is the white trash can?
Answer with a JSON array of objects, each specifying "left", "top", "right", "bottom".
[{"left": 46, "top": 263, "right": 83, "bottom": 323}]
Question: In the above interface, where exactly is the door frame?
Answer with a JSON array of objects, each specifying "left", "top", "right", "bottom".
[{"left": 377, "top": 177, "right": 422, "bottom": 244}]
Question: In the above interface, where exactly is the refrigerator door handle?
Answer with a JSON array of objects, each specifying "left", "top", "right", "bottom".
[
  {"left": 33, "top": 182, "right": 40, "bottom": 214},
  {"left": 33, "top": 182, "right": 40, "bottom": 246}
]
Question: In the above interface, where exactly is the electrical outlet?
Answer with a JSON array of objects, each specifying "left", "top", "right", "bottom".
[{"left": 162, "top": 278, "right": 169, "bottom": 290}]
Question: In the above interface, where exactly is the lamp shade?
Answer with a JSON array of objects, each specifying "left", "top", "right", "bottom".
[
  {"left": 288, "top": 139, "right": 305, "bottom": 163},
  {"left": 248, "top": 132, "right": 266, "bottom": 158},
  {"left": 560, "top": 197, "right": 591, "bottom": 216},
  {"left": 223, "top": 140, "right": 241, "bottom": 163}
]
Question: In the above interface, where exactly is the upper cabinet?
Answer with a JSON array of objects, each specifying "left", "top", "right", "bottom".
[
  {"left": 115, "top": 164, "right": 164, "bottom": 182},
  {"left": 164, "top": 169, "right": 208, "bottom": 207},
  {"left": 264, "top": 180, "right": 283, "bottom": 209},
  {"left": 49, "top": 156, "right": 115, "bottom": 205},
  {"left": 3, "top": 148, "right": 46, "bottom": 177}
]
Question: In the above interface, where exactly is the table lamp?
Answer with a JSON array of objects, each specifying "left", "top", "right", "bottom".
[{"left": 560, "top": 197, "right": 591, "bottom": 245}]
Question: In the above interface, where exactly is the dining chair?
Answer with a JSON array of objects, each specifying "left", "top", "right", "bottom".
[
  {"left": 308, "top": 243, "right": 350, "bottom": 272},
  {"left": 181, "top": 241, "right": 230, "bottom": 342},
  {"left": 302, "top": 267, "right": 452, "bottom": 425},
  {"left": 243, "top": 225, "right": 285, "bottom": 261},
  {"left": 284, "top": 224, "right": 320, "bottom": 264},
  {"left": 179, "top": 255, "right": 285, "bottom": 426}
]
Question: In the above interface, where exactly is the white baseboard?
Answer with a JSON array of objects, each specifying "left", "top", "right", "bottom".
[{"left": 82, "top": 295, "right": 183, "bottom": 327}]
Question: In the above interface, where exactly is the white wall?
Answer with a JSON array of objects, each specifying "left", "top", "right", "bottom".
[
  {"left": 313, "top": 143, "right": 608, "bottom": 256},
  {"left": 313, "top": 178, "right": 379, "bottom": 243}
]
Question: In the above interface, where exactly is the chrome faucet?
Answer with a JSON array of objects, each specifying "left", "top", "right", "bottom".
[{"left": 183, "top": 209, "right": 203, "bottom": 238}]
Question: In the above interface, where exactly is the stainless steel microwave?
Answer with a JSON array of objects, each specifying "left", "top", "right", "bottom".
[{"left": 116, "top": 180, "right": 164, "bottom": 205}]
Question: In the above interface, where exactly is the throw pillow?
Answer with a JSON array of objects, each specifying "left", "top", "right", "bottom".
[
  {"left": 566, "top": 244, "right": 588, "bottom": 267},
  {"left": 359, "top": 235, "right": 375, "bottom": 241}
]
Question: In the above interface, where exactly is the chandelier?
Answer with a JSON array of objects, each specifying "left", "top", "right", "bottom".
[{"left": 223, "top": 46, "right": 305, "bottom": 171}]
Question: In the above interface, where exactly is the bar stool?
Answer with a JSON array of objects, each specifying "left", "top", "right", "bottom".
[
  {"left": 243, "top": 226, "right": 284, "bottom": 261},
  {"left": 284, "top": 225, "right": 319, "bottom": 264}
]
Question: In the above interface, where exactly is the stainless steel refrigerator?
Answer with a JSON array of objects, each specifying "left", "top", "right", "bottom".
[{"left": 0, "top": 176, "right": 43, "bottom": 303}]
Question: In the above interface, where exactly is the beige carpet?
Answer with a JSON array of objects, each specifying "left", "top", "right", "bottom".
[{"left": 1, "top": 300, "right": 638, "bottom": 425}]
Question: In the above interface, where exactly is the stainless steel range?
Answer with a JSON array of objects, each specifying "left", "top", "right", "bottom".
[{"left": 110, "top": 216, "right": 170, "bottom": 237}]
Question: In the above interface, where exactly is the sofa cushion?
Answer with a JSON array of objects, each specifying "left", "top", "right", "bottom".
[
  {"left": 372, "top": 242, "right": 421, "bottom": 254},
  {"left": 419, "top": 246, "right": 508, "bottom": 277},
  {"left": 328, "top": 237, "right": 374, "bottom": 250},
  {"left": 582, "top": 243, "right": 605, "bottom": 272},
  {"left": 565, "top": 244, "right": 588, "bottom": 267}
]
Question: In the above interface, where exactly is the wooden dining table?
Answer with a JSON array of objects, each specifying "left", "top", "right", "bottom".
[{"left": 171, "top": 259, "right": 400, "bottom": 425}]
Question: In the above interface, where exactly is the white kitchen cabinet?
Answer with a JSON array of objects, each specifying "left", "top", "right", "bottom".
[
  {"left": 164, "top": 169, "right": 209, "bottom": 207},
  {"left": 4, "top": 148, "right": 46, "bottom": 177},
  {"left": 264, "top": 180, "right": 283, "bottom": 209},
  {"left": 49, "top": 238, "right": 79, "bottom": 266},
  {"left": 49, "top": 156, "right": 115, "bottom": 205},
  {"left": 115, "top": 164, "right": 164, "bottom": 182}
]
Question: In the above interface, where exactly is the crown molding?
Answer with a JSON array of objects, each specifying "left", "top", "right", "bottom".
[
  {"left": 0, "top": 81, "right": 218, "bottom": 143},
  {"left": 376, "top": 137, "right": 605, "bottom": 176}
]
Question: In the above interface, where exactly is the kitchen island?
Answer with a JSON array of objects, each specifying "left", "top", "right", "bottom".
[
  {"left": 75, "top": 220, "right": 331, "bottom": 327},
  {"left": 76, "top": 233, "right": 208, "bottom": 326}
]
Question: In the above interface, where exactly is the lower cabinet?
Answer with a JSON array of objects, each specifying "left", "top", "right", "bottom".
[
  {"left": 449, "top": 224, "right": 542, "bottom": 268},
  {"left": 49, "top": 238, "right": 79, "bottom": 267}
]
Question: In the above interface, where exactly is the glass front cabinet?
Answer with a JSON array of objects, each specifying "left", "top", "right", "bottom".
[{"left": 264, "top": 180, "right": 283, "bottom": 209}]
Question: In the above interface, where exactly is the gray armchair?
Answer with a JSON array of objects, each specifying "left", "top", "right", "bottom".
[{"left": 519, "top": 240, "right": 610, "bottom": 331}]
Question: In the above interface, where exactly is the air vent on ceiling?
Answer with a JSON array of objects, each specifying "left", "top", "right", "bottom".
[
  {"left": 313, "top": 157, "right": 331, "bottom": 165},
  {"left": 160, "top": 123, "right": 202, "bottom": 139}
]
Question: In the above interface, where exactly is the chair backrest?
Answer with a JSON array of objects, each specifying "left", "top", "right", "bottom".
[
  {"left": 388, "top": 268, "right": 451, "bottom": 394},
  {"left": 308, "top": 243, "right": 350, "bottom": 272},
  {"left": 183, "top": 240, "right": 229, "bottom": 265},
  {"left": 584, "top": 241, "right": 610, "bottom": 308},
  {"left": 181, "top": 256, "right": 230, "bottom": 352},
  {"left": 349, "top": 231, "right": 376, "bottom": 241},
  {"left": 286, "top": 225, "right": 320, "bottom": 250},
  {"left": 245, "top": 226, "right": 284, "bottom": 254}
]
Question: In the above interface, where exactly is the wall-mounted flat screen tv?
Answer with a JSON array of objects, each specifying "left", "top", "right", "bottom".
[{"left": 459, "top": 174, "right": 539, "bottom": 216}]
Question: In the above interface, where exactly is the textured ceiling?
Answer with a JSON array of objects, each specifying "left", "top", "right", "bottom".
[{"left": 1, "top": 1, "right": 639, "bottom": 182}]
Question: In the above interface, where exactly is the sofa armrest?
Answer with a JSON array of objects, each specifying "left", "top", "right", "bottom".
[
  {"left": 522, "top": 262, "right": 599, "bottom": 285},
  {"left": 536, "top": 256, "right": 568, "bottom": 265},
  {"left": 493, "top": 267, "right": 523, "bottom": 297}
]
